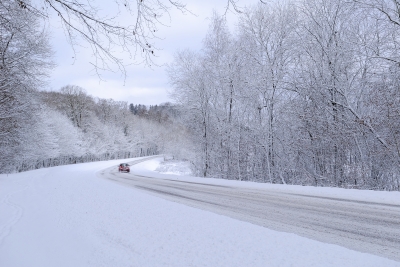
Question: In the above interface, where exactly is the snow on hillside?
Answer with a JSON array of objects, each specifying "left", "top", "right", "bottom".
[{"left": 1, "top": 157, "right": 399, "bottom": 267}]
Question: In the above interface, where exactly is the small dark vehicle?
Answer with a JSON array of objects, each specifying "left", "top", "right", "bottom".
[{"left": 118, "top": 163, "right": 130, "bottom": 173}]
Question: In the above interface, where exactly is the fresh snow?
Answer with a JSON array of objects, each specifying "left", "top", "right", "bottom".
[
  {"left": 1, "top": 157, "right": 399, "bottom": 267},
  {"left": 155, "top": 158, "right": 193, "bottom": 176}
]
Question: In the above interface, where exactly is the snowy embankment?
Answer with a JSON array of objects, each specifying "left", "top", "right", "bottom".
[
  {"left": 144, "top": 157, "right": 400, "bottom": 206},
  {"left": 0, "top": 157, "right": 399, "bottom": 267}
]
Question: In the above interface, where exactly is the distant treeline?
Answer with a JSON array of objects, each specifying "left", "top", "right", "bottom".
[{"left": 1, "top": 84, "right": 187, "bottom": 173}]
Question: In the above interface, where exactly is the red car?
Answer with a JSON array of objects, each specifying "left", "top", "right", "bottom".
[{"left": 118, "top": 163, "right": 130, "bottom": 173}]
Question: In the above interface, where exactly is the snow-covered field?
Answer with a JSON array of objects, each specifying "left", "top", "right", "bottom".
[{"left": 1, "top": 157, "right": 399, "bottom": 267}]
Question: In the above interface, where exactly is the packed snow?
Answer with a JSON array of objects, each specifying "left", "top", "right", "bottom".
[{"left": 1, "top": 157, "right": 399, "bottom": 267}]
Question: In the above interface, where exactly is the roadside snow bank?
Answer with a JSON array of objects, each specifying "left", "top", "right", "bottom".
[
  {"left": 131, "top": 157, "right": 400, "bottom": 206},
  {"left": 155, "top": 159, "right": 193, "bottom": 176},
  {"left": 134, "top": 157, "right": 193, "bottom": 176}
]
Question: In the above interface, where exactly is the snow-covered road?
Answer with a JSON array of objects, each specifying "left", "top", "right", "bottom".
[
  {"left": 1, "top": 156, "right": 400, "bottom": 267},
  {"left": 102, "top": 158, "right": 400, "bottom": 262}
]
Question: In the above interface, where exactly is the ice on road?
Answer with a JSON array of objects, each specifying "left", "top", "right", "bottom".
[{"left": 1, "top": 157, "right": 399, "bottom": 267}]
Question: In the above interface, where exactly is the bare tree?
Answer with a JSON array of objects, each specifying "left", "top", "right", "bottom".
[
  {"left": 239, "top": 2, "right": 298, "bottom": 183},
  {"left": 8, "top": 0, "right": 186, "bottom": 78},
  {"left": 168, "top": 49, "right": 213, "bottom": 177},
  {"left": 14, "top": 0, "right": 267, "bottom": 78}
]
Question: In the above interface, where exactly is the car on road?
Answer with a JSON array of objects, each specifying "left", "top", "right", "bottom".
[{"left": 118, "top": 163, "right": 130, "bottom": 173}]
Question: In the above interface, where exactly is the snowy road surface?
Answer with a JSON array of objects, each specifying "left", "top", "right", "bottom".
[
  {"left": 101, "top": 158, "right": 400, "bottom": 262},
  {"left": 1, "top": 156, "right": 400, "bottom": 266}
]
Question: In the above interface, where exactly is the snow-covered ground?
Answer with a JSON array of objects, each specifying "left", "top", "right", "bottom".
[
  {"left": 155, "top": 159, "right": 193, "bottom": 176},
  {"left": 1, "top": 157, "right": 399, "bottom": 267}
]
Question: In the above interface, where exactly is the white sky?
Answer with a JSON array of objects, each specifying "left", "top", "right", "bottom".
[{"left": 46, "top": 0, "right": 260, "bottom": 105}]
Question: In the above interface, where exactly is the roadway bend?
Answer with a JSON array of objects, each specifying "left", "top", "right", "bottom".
[{"left": 98, "top": 158, "right": 400, "bottom": 262}]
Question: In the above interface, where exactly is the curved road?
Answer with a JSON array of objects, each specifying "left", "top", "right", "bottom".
[{"left": 99, "top": 158, "right": 400, "bottom": 262}]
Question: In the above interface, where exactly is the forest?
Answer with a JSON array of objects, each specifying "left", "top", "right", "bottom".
[
  {"left": 168, "top": 0, "right": 400, "bottom": 190},
  {"left": 1, "top": 0, "right": 400, "bottom": 191}
]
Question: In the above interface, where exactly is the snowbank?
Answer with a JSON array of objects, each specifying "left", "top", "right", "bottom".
[{"left": 137, "top": 157, "right": 400, "bottom": 206}]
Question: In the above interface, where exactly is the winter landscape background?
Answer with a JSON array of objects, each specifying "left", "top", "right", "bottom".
[
  {"left": 2, "top": 1, "right": 400, "bottom": 266},
  {"left": 1, "top": 0, "right": 400, "bottom": 191}
]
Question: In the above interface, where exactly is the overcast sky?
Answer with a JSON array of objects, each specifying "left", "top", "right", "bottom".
[{"left": 46, "top": 0, "right": 259, "bottom": 105}]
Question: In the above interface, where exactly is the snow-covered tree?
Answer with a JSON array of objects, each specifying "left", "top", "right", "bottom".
[{"left": 0, "top": 0, "right": 52, "bottom": 172}]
